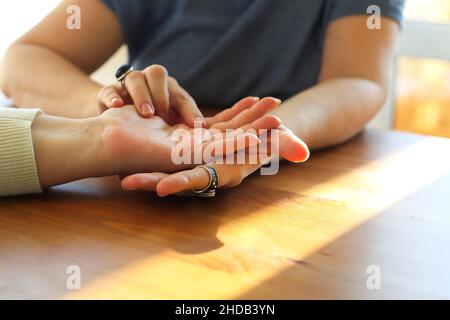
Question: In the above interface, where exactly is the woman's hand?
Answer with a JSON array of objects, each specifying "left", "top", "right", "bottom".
[
  {"left": 99, "top": 97, "right": 283, "bottom": 176},
  {"left": 120, "top": 125, "right": 310, "bottom": 195},
  {"left": 97, "top": 64, "right": 204, "bottom": 126}
]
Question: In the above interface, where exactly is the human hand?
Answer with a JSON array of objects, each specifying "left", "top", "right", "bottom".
[
  {"left": 99, "top": 97, "right": 284, "bottom": 176},
  {"left": 97, "top": 64, "right": 203, "bottom": 126},
  {"left": 120, "top": 125, "right": 310, "bottom": 195}
]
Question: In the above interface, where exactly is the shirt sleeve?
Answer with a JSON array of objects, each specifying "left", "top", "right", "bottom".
[
  {"left": 101, "top": 0, "right": 157, "bottom": 46},
  {"left": 0, "top": 107, "right": 42, "bottom": 196},
  {"left": 101, "top": 0, "right": 133, "bottom": 43},
  {"left": 325, "top": 0, "right": 404, "bottom": 27}
]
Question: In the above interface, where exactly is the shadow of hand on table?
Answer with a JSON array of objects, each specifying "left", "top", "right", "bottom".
[{"left": 0, "top": 130, "right": 424, "bottom": 298}]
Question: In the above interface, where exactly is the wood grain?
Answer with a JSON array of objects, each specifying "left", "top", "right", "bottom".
[{"left": 1, "top": 129, "right": 450, "bottom": 299}]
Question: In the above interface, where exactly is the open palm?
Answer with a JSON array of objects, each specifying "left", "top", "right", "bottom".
[{"left": 99, "top": 97, "right": 283, "bottom": 176}]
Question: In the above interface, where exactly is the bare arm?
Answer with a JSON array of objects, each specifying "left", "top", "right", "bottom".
[
  {"left": 0, "top": 0, "right": 122, "bottom": 118},
  {"left": 129, "top": 16, "right": 401, "bottom": 195},
  {"left": 31, "top": 112, "right": 108, "bottom": 187},
  {"left": 272, "top": 16, "right": 399, "bottom": 150},
  {"left": 30, "top": 97, "right": 279, "bottom": 189}
]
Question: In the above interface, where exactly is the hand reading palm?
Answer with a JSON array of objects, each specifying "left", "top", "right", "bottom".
[
  {"left": 122, "top": 124, "right": 310, "bottom": 196},
  {"left": 117, "top": 99, "right": 310, "bottom": 196},
  {"left": 99, "top": 97, "right": 283, "bottom": 176}
]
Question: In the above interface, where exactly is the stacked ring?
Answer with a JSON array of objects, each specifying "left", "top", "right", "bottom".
[{"left": 192, "top": 165, "right": 219, "bottom": 198}]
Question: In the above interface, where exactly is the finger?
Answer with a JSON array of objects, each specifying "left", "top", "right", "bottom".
[
  {"left": 144, "top": 65, "right": 170, "bottom": 120},
  {"left": 206, "top": 97, "right": 260, "bottom": 127},
  {"left": 169, "top": 78, "right": 205, "bottom": 127},
  {"left": 124, "top": 71, "right": 155, "bottom": 117},
  {"left": 205, "top": 111, "right": 281, "bottom": 157},
  {"left": 212, "top": 97, "right": 281, "bottom": 131},
  {"left": 157, "top": 162, "right": 261, "bottom": 196},
  {"left": 278, "top": 126, "right": 310, "bottom": 163},
  {"left": 239, "top": 115, "right": 282, "bottom": 132},
  {"left": 121, "top": 173, "right": 169, "bottom": 191},
  {"left": 176, "top": 131, "right": 261, "bottom": 161},
  {"left": 98, "top": 85, "right": 124, "bottom": 109},
  {"left": 255, "top": 126, "right": 310, "bottom": 163},
  {"left": 201, "top": 133, "right": 261, "bottom": 158},
  {"left": 167, "top": 106, "right": 185, "bottom": 125},
  {"left": 156, "top": 167, "right": 212, "bottom": 197}
]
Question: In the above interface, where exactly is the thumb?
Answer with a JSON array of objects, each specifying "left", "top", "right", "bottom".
[{"left": 278, "top": 126, "right": 310, "bottom": 163}]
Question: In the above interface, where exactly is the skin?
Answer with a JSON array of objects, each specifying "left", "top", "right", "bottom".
[
  {"left": 123, "top": 16, "right": 400, "bottom": 195},
  {"left": 121, "top": 124, "right": 310, "bottom": 196},
  {"left": 0, "top": 0, "right": 202, "bottom": 123},
  {"left": 98, "top": 65, "right": 205, "bottom": 126},
  {"left": 0, "top": 0, "right": 400, "bottom": 195},
  {"left": 31, "top": 97, "right": 303, "bottom": 188}
]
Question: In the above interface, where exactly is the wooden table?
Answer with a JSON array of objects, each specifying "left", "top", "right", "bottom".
[{"left": 1, "top": 129, "right": 450, "bottom": 299}]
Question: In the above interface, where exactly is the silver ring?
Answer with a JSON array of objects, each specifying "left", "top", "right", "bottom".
[
  {"left": 117, "top": 66, "right": 134, "bottom": 91},
  {"left": 192, "top": 165, "right": 219, "bottom": 198}
]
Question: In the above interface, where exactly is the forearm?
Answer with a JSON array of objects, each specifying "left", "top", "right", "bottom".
[
  {"left": 31, "top": 113, "right": 112, "bottom": 188},
  {"left": 273, "top": 78, "right": 386, "bottom": 150},
  {"left": 1, "top": 43, "right": 101, "bottom": 118}
]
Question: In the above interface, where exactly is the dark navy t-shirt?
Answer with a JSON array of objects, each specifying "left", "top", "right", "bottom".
[{"left": 102, "top": 0, "right": 403, "bottom": 108}]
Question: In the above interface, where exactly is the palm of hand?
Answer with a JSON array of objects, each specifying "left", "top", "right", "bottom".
[
  {"left": 100, "top": 105, "right": 198, "bottom": 174},
  {"left": 99, "top": 97, "right": 283, "bottom": 175}
]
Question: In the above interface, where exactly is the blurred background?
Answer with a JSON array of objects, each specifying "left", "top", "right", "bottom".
[{"left": 0, "top": 0, "right": 449, "bottom": 137}]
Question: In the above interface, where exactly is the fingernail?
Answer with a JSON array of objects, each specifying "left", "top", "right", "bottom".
[
  {"left": 141, "top": 102, "right": 154, "bottom": 115},
  {"left": 274, "top": 98, "right": 282, "bottom": 104},
  {"left": 110, "top": 98, "right": 121, "bottom": 106},
  {"left": 273, "top": 115, "right": 283, "bottom": 124},
  {"left": 252, "top": 96, "right": 260, "bottom": 101}
]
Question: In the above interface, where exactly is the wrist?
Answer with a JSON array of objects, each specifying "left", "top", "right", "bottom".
[
  {"left": 77, "top": 82, "right": 103, "bottom": 118},
  {"left": 83, "top": 116, "right": 115, "bottom": 177},
  {"left": 32, "top": 113, "right": 113, "bottom": 188}
]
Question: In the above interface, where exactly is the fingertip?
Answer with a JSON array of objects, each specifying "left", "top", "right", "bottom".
[
  {"left": 157, "top": 174, "right": 191, "bottom": 196},
  {"left": 254, "top": 97, "right": 281, "bottom": 111},
  {"left": 121, "top": 173, "right": 165, "bottom": 191},
  {"left": 156, "top": 176, "right": 176, "bottom": 197},
  {"left": 110, "top": 97, "right": 123, "bottom": 108},
  {"left": 121, "top": 176, "right": 137, "bottom": 191},
  {"left": 303, "top": 149, "right": 311, "bottom": 162},
  {"left": 265, "top": 115, "right": 282, "bottom": 127},
  {"left": 156, "top": 182, "right": 169, "bottom": 197},
  {"left": 140, "top": 102, "right": 155, "bottom": 117},
  {"left": 290, "top": 140, "right": 310, "bottom": 163},
  {"left": 298, "top": 142, "right": 311, "bottom": 162},
  {"left": 272, "top": 115, "right": 282, "bottom": 125},
  {"left": 245, "top": 96, "right": 260, "bottom": 103},
  {"left": 262, "top": 97, "right": 282, "bottom": 107},
  {"left": 242, "top": 96, "right": 260, "bottom": 103}
]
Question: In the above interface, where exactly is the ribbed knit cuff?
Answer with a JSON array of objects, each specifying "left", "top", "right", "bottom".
[{"left": 0, "top": 107, "right": 42, "bottom": 196}]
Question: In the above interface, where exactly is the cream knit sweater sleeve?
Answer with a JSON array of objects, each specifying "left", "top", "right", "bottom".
[{"left": 0, "top": 107, "right": 42, "bottom": 196}]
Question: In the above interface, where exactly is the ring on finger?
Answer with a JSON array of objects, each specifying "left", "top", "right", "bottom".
[
  {"left": 115, "top": 64, "right": 134, "bottom": 91},
  {"left": 191, "top": 165, "right": 219, "bottom": 198}
]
